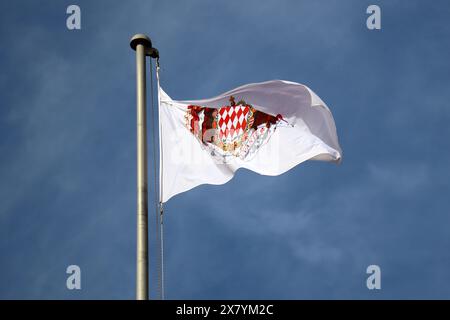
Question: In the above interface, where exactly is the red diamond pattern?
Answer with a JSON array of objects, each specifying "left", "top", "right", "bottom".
[{"left": 218, "top": 105, "right": 251, "bottom": 139}]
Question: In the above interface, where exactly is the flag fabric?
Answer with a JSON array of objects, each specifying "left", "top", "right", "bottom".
[{"left": 158, "top": 80, "right": 342, "bottom": 203}]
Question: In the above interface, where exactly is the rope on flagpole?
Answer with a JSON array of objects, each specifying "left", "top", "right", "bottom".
[
  {"left": 156, "top": 57, "right": 165, "bottom": 300},
  {"left": 149, "top": 58, "right": 162, "bottom": 300}
]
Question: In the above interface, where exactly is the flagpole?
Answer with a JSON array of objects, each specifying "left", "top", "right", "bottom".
[{"left": 130, "top": 34, "right": 152, "bottom": 300}]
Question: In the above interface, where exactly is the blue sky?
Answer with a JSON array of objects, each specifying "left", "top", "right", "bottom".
[{"left": 1, "top": 0, "right": 450, "bottom": 299}]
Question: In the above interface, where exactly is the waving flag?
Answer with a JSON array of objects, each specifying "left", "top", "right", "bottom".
[{"left": 158, "top": 80, "right": 342, "bottom": 202}]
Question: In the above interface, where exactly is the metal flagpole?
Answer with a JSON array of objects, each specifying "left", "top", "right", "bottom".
[
  {"left": 130, "top": 34, "right": 150, "bottom": 300},
  {"left": 130, "top": 34, "right": 159, "bottom": 300}
]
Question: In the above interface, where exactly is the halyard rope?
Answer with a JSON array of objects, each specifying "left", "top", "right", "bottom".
[{"left": 149, "top": 58, "right": 163, "bottom": 300}]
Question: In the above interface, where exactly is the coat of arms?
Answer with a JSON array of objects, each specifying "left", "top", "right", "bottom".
[{"left": 185, "top": 96, "right": 286, "bottom": 161}]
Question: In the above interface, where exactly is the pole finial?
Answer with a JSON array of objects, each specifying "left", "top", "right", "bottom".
[{"left": 130, "top": 34, "right": 152, "bottom": 51}]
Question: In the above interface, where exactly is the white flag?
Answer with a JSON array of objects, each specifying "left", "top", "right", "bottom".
[{"left": 158, "top": 80, "right": 342, "bottom": 202}]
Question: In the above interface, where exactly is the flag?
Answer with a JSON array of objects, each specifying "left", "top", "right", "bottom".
[{"left": 158, "top": 80, "right": 342, "bottom": 202}]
